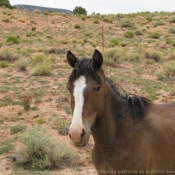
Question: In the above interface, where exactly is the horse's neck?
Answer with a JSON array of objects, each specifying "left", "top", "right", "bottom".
[{"left": 91, "top": 83, "right": 129, "bottom": 149}]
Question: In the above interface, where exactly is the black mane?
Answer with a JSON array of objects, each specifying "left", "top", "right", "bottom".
[
  {"left": 107, "top": 78, "right": 152, "bottom": 121},
  {"left": 68, "top": 58, "right": 152, "bottom": 121}
]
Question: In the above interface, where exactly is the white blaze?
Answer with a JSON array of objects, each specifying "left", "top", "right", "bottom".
[{"left": 69, "top": 75, "right": 86, "bottom": 129}]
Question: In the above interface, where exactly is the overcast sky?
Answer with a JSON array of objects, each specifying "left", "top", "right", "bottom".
[{"left": 9, "top": 0, "right": 175, "bottom": 15}]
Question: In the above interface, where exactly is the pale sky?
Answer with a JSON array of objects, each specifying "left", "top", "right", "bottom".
[{"left": 9, "top": 0, "right": 175, "bottom": 15}]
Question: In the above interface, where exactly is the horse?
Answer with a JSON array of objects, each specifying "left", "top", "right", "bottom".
[{"left": 66, "top": 49, "right": 175, "bottom": 175}]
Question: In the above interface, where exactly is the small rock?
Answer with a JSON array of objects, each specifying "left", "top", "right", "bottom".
[{"left": 52, "top": 86, "right": 59, "bottom": 89}]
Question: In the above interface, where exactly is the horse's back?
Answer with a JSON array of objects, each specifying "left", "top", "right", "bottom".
[{"left": 145, "top": 101, "right": 175, "bottom": 171}]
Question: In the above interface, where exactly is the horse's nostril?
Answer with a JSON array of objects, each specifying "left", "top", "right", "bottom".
[{"left": 81, "top": 129, "right": 85, "bottom": 138}]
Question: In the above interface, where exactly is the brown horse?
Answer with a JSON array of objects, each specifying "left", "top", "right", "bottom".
[{"left": 67, "top": 49, "right": 175, "bottom": 175}]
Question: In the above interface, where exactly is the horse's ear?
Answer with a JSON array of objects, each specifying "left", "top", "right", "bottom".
[
  {"left": 92, "top": 49, "right": 103, "bottom": 69},
  {"left": 67, "top": 51, "right": 78, "bottom": 68}
]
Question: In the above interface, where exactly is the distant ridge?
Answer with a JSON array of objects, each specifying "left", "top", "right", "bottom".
[{"left": 14, "top": 4, "right": 73, "bottom": 14}]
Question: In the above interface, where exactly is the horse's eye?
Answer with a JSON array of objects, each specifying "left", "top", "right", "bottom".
[{"left": 96, "top": 86, "right": 101, "bottom": 92}]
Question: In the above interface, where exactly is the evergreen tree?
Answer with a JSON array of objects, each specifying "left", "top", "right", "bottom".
[
  {"left": 0, "top": 0, "right": 12, "bottom": 9},
  {"left": 73, "top": 6, "right": 87, "bottom": 15}
]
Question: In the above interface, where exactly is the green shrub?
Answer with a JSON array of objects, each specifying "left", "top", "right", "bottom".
[
  {"left": 0, "top": 140, "right": 14, "bottom": 155},
  {"left": 0, "top": 49, "right": 20, "bottom": 61},
  {"left": 135, "top": 29, "right": 144, "bottom": 35},
  {"left": 145, "top": 49, "right": 163, "bottom": 62},
  {"left": 2, "top": 16, "right": 10, "bottom": 22},
  {"left": 163, "top": 61, "right": 175, "bottom": 76},
  {"left": 156, "top": 72, "right": 165, "bottom": 81},
  {"left": 147, "top": 17, "right": 152, "bottom": 22},
  {"left": 94, "top": 19, "right": 99, "bottom": 24},
  {"left": 0, "top": 61, "right": 8, "bottom": 68},
  {"left": 6, "top": 36, "right": 20, "bottom": 44},
  {"left": 31, "top": 59, "right": 53, "bottom": 76},
  {"left": 10, "top": 124, "right": 26, "bottom": 134},
  {"left": 102, "top": 48, "right": 126, "bottom": 66},
  {"left": 124, "top": 31, "right": 134, "bottom": 38},
  {"left": 154, "top": 20, "right": 165, "bottom": 26},
  {"left": 168, "top": 27, "right": 175, "bottom": 34},
  {"left": 121, "top": 19, "right": 135, "bottom": 27},
  {"left": 109, "top": 38, "right": 120, "bottom": 45},
  {"left": 31, "top": 54, "right": 45, "bottom": 65},
  {"left": 126, "top": 50, "right": 140, "bottom": 62},
  {"left": 15, "top": 57, "right": 29, "bottom": 71},
  {"left": 16, "top": 126, "right": 76, "bottom": 170},
  {"left": 103, "top": 17, "right": 112, "bottom": 23},
  {"left": 149, "top": 32, "right": 161, "bottom": 39},
  {"left": 74, "top": 23, "right": 81, "bottom": 29},
  {"left": 80, "top": 15, "right": 86, "bottom": 20},
  {"left": 169, "top": 17, "right": 175, "bottom": 23}
]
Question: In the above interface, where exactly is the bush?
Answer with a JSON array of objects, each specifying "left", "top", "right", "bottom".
[
  {"left": 145, "top": 49, "right": 163, "bottom": 62},
  {"left": 102, "top": 48, "right": 126, "bottom": 66},
  {"left": 6, "top": 36, "right": 20, "bottom": 44},
  {"left": 16, "top": 126, "right": 76, "bottom": 170},
  {"left": 33, "top": 9, "right": 41, "bottom": 14},
  {"left": 31, "top": 54, "right": 45, "bottom": 65},
  {"left": 169, "top": 17, "right": 175, "bottom": 23},
  {"left": 126, "top": 50, "right": 140, "bottom": 62},
  {"left": 135, "top": 29, "right": 144, "bottom": 35},
  {"left": 149, "top": 32, "right": 161, "bottom": 39},
  {"left": 94, "top": 19, "right": 99, "bottom": 24},
  {"left": 103, "top": 17, "right": 112, "bottom": 23},
  {"left": 10, "top": 124, "right": 26, "bottom": 134},
  {"left": 19, "top": 18, "right": 26, "bottom": 23},
  {"left": 121, "top": 41, "right": 127, "bottom": 47},
  {"left": 15, "top": 57, "right": 29, "bottom": 71},
  {"left": 2, "top": 16, "right": 10, "bottom": 22},
  {"left": 121, "top": 19, "right": 135, "bottom": 27},
  {"left": 43, "top": 11, "right": 49, "bottom": 15},
  {"left": 81, "top": 15, "right": 86, "bottom": 20},
  {"left": 156, "top": 72, "right": 165, "bottom": 81},
  {"left": 147, "top": 17, "right": 152, "bottom": 22},
  {"left": 0, "top": 49, "right": 20, "bottom": 61},
  {"left": 163, "top": 61, "right": 175, "bottom": 76},
  {"left": 31, "top": 59, "right": 53, "bottom": 76},
  {"left": 124, "top": 31, "right": 134, "bottom": 38},
  {"left": 0, "top": 61, "right": 8, "bottom": 68},
  {"left": 109, "top": 38, "right": 120, "bottom": 46},
  {"left": 154, "top": 20, "right": 165, "bottom": 26},
  {"left": 0, "top": 140, "right": 14, "bottom": 155},
  {"left": 168, "top": 27, "right": 175, "bottom": 34},
  {"left": 74, "top": 23, "right": 81, "bottom": 29}
]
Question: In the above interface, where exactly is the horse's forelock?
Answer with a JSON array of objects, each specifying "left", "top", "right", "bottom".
[{"left": 68, "top": 58, "right": 102, "bottom": 86}]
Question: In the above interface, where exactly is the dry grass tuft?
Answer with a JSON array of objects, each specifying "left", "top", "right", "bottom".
[{"left": 16, "top": 126, "right": 76, "bottom": 170}]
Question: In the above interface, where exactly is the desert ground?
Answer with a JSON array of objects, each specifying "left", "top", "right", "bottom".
[{"left": 0, "top": 6, "right": 175, "bottom": 175}]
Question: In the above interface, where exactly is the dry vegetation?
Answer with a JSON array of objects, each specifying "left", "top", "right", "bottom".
[{"left": 0, "top": 6, "right": 175, "bottom": 174}]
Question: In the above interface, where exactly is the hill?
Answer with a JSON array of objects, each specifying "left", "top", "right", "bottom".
[{"left": 14, "top": 4, "right": 73, "bottom": 14}]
